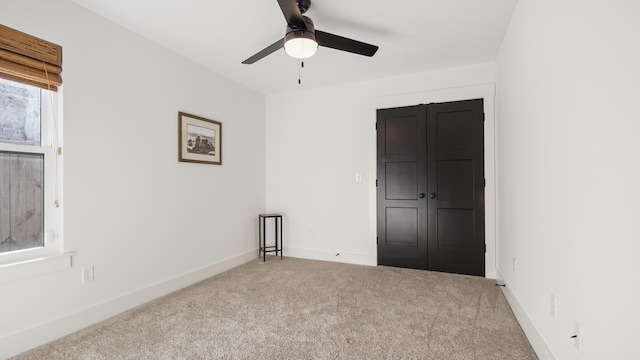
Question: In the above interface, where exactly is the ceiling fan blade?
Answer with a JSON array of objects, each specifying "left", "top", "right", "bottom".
[
  {"left": 315, "top": 30, "right": 379, "bottom": 57},
  {"left": 242, "top": 38, "right": 284, "bottom": 64},
  {"left": 277, "top": 0, "right": 307, "bottom": 30}
]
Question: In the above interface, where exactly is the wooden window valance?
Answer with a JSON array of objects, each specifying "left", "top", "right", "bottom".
[{"left": 0, "top": 24, "right": 62, "bottom": 91}]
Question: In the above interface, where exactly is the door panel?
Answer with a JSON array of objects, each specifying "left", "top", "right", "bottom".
[
  {"left": 386, "top": 207, "right": 419, "bottom": 246},
  {"left": 377, "top": 99, "right": 485, "bottom": 276},
  {"left": 385, "top": 162, "right": 417, "bottom": 200},
  {"left": 385, "top": 116, "right": 418, "bottom": 155},
  {"left": 436, "top": 110, "right": 474, "bottom": 153},
  {"left": 377, "top": 106, "right": 428, "bottom": 270},
  {"left": 437, "top": 209, "right": 475, "bottom": 249},
  {"left": 437, "top": 160, "right": 474, "bottom": 202}
]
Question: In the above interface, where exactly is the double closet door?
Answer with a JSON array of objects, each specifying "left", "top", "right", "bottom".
[{"left": 376, "top": 99, "right": 485, "bottom": 276}]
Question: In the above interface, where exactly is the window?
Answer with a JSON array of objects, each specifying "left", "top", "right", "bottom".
[
  {"left": 0, "top": 24, "right": 66, "bottom": 275},
  {"left": 0, "top": 77, "right": 61, "bottom": 261}
]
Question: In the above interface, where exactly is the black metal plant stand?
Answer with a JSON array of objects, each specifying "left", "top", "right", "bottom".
[{"left": 258, "top": 214, "right": 283, "bottom": 261}]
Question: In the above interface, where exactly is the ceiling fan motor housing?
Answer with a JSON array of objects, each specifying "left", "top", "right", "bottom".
[
  {"left": 297, "top": 0, "right": 311, "bottom": 14},
  {"left": 285, "top": 15, "right": 316, "bottom": 43}
]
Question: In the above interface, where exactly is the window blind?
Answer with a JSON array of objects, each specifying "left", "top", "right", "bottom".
[{"left": 0, "top": 24, "right": 62, "bottom": 91}]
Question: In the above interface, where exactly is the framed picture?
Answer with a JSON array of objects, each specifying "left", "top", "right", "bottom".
[{"left": 178, "top": 112, "right": 222, "bottom": 165}]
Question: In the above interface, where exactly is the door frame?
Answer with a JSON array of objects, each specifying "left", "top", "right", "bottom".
[{"left": 369, "top": 84, "right": 497, "bottom": 278}]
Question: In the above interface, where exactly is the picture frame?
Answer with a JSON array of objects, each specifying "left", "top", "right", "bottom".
[{"left": 178, "top": 112, "right": 222, "bottom": 165}]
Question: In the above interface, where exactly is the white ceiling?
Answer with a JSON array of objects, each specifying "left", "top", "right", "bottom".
[{"left": 70, "top": 0, "right": 518, "bottom": 95}]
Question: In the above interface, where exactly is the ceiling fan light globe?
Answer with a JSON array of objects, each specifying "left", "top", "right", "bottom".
[{"left": 284, "top": 37, "right": 318, "bottom": 59}]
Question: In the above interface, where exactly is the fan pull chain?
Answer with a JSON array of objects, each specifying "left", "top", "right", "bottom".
[{"left": 297, "top": 60, "right": 307, "bottom": 84}]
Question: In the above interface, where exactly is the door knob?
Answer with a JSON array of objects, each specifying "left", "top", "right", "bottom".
[
  {"left": 419, "top": 193, "right": 425, "bottom": 199},
  {"left": 429, "top": 193, "right": 436, "bottom": 199}
]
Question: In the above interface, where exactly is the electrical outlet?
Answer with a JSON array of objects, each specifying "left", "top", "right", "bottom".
[
  {"left": 550, "top": 294, "right": 557, "bottom": 319},
  {"left": 573, "top": 320, "right": 584, "bottom": 354},
  {"left": 513, "top": 257, "right": 517, "bottom": 272},
  {"left": 82, "top": 266, "right": 94, "bottom": 284}
]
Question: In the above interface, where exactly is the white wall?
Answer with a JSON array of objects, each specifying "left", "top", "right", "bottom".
[
  {"left": 0, "top": 0, "right": 265, "bottom": 357},
  {"left": 495, "top": 0, "right": 640, "bottom": 359},
  {"left": 266, "top": 64, "right": 497, "bottom": 274}
]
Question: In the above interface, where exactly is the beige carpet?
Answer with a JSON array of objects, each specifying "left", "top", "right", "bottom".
[{"left": 13, "top": 257, "right": 537, "bottom": 359}]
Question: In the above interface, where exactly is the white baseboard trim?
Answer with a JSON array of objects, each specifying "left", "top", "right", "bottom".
[
  {"left": 0, "top": 249, "right": 258, "bottom": 359},
  {"left": 495, "top": 269, "right": 556, "bottom": 360},
  {"left": 284, "top": 247, "right": 376, "bottom": 266}
]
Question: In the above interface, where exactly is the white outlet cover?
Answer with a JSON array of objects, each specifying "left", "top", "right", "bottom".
[
  {"left": 82, "top": 266, "right": 94, "bottom": 284},
  {"left": 550, "top": 294, "right": 557, "bottom": 319},
  {"left": 513, "top": 257, "right": 517, "bottom": 272}
]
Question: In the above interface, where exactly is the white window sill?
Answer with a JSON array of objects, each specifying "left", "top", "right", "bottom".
[{"left": 0, "top": 253, "right": 73, "bottom": 284}]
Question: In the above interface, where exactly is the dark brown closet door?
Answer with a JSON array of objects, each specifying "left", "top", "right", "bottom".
[
  {"left": 377, "top": 99, "right": 485, "bottom": 276},
  {"left": 376, "top": 105, "right": 428, "bottom": 269},
  {"left": 426, "top": 99, "right": 485, "bottom": 276}
]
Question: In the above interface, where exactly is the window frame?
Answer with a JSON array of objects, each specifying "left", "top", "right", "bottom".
[{"left": 0, "top": 80, "right": 65, "bottom": 272}]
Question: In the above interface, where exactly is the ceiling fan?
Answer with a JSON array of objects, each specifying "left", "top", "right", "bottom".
[{"left": 242, "top": 0, "right": 379, "bottom": 64}]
